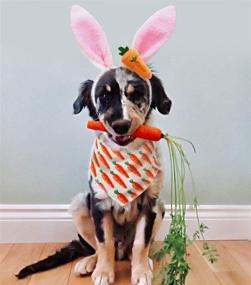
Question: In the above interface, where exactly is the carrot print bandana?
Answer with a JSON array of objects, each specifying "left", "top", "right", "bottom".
[{"left": 90, "top": 136, "right": 160, "bottom": 206}]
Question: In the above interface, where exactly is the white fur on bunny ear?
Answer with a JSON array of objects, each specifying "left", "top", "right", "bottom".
[
  {"left": 132, "top": 6, "right": 176, "bottom": 62},
  {"left": 71, "top": 5, "right": 113, "bottom": 69}
]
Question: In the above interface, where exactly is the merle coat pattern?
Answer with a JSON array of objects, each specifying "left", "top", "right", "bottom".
[{"left": 16, "top": 67, "right": 172, "bottom": 285}]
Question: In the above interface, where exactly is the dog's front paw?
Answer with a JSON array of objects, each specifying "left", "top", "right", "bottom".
[
  {"left": 74, "top": 254, "right": 97, "bottom": 276},
  {"left": 92, "top": 263, "right": 114, "bottom": 285},
  {"left": 131, "top": 261, "right": 153, "bottom": 285}
]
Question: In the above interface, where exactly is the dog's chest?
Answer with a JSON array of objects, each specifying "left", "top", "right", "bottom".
[
  {"left": 89, "top": 135, "right": 160, "bottom": 206},
  {"left": 112, "top": 199, "right": 140, "bottom": 225}
]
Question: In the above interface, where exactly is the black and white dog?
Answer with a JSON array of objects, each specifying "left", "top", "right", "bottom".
[{"left": 17, "top": 5, "right": 176, "bottom": 285}]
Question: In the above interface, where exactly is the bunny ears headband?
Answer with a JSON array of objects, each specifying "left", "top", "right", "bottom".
[{"left": 71, "top": 5, "right": 176, "bottom": 79}]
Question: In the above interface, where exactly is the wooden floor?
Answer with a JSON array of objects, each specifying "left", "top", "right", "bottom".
[{"left": 0, "top": 241, "right": 250, "bottom": 285}]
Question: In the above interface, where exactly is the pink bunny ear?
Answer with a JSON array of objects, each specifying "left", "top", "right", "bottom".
[
  {"left": 70, "top": 5, "right": 113, "bottom": 69},
  {"left": 132, "top": 6, "right": 176, "bottom": 62}
]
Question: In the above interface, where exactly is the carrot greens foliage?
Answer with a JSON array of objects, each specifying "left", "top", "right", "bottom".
[{"left": 154, "top": 134, "right": 218, "bottom": 285}]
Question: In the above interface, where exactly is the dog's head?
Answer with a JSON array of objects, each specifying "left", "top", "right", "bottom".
[
  {"left": 70, "top": 5, "right": 175, "bottom": 145},
  {"left": 73, "top": 67, "right": 171, "bottom": 146}
]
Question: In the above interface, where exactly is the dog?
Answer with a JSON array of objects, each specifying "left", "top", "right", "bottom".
[{"left": 16, "top": 5, "right": 176, "bottom": 285}]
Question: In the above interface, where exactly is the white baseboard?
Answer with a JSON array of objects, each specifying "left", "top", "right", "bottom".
[{"left": 0, "top": 204, "right": 250, "bottom": 243}]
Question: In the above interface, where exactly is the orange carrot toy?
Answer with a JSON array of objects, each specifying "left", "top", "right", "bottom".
[{"left": 118, "top": 47, "right": 152, "bottom": 80}]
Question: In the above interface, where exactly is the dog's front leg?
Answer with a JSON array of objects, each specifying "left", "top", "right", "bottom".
[
  {"left": 91, "top": 204, "right": 115, "bottom": 285},
  {"left": 131, "top": 201, "right": 164, "bottom": 285}
]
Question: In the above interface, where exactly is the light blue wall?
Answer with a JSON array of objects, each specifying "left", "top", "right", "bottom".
[{"left": 1, "top": 0, "right": 250, "bottom": 204}]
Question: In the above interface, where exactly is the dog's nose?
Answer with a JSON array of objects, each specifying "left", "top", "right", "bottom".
[{"left": 112, "top": 120, "right": 131, "bottom": 135}]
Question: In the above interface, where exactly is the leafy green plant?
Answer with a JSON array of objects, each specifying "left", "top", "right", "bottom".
[{"left": 154, "top": 134, "right": 218, "bottom": 285}]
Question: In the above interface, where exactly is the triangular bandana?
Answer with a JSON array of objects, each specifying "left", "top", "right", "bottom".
[{"left": 90, "top": 135, "right": 160, "bottom": 205}]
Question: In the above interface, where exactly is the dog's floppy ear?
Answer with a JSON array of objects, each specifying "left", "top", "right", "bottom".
[
  {"left": 73, "top": 80, "right": 97, "bottom": 119},
  {"left": 150, "top": 75, "right": 172, "bottom": 115}
]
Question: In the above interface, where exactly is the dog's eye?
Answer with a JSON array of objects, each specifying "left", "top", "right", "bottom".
[
  {"left": 127, "top": 91, "right": 142, "bottom": 102},
  {"left": 99, "top": 93, "right": 107, "bottom": 99},
  {"left": 98, "top": 93, "right": 110, "bottom": 104},
  {"left": 132, "top": 91, "right": 142, "bottom": 100}
]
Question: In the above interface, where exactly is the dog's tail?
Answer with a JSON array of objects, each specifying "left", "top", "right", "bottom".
[{"left": 16, "top": 234, "right": 95, "bottom": 279}]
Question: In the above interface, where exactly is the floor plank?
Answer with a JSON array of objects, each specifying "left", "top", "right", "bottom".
[
  {"left": 195, "top": 241, "right": 251, "bottom": 285},
  {"left": 0, "top": 243, "right": 45, "bottom": 285},
  {"left": 28, "top": 243, "right": 72, "bottom": 285},
  {"left": 0, "top": 241, "right": 250, "bottom": 285},
  {"left": 68, "top": 258, "right": 132, "bottom": 285},
  {"left": 113, "top": 261, "right": 132, "bottom": 285},
  {"left": 185, "top": 243, "right": 221, "bottom": 285},
  {"left": 220, "top": 241, "right": 251, "bottom": 279},
  {"left": 68, "top": 243, "right": 166, "bottom": 285},
  {"left": 0, "top": 244, "right": 13, "bottom": 264},
  {"left": 68, "top": 258, "right": 93, "bottom": 285}
]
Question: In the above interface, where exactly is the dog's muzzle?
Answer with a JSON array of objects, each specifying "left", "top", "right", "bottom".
[{"left": 111, "top": 119, "right": 131, "bottom": 135}]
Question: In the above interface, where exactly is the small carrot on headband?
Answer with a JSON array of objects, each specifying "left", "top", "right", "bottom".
[{"left": 118, "top": 47, "right": 152, "bottom": 80}]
